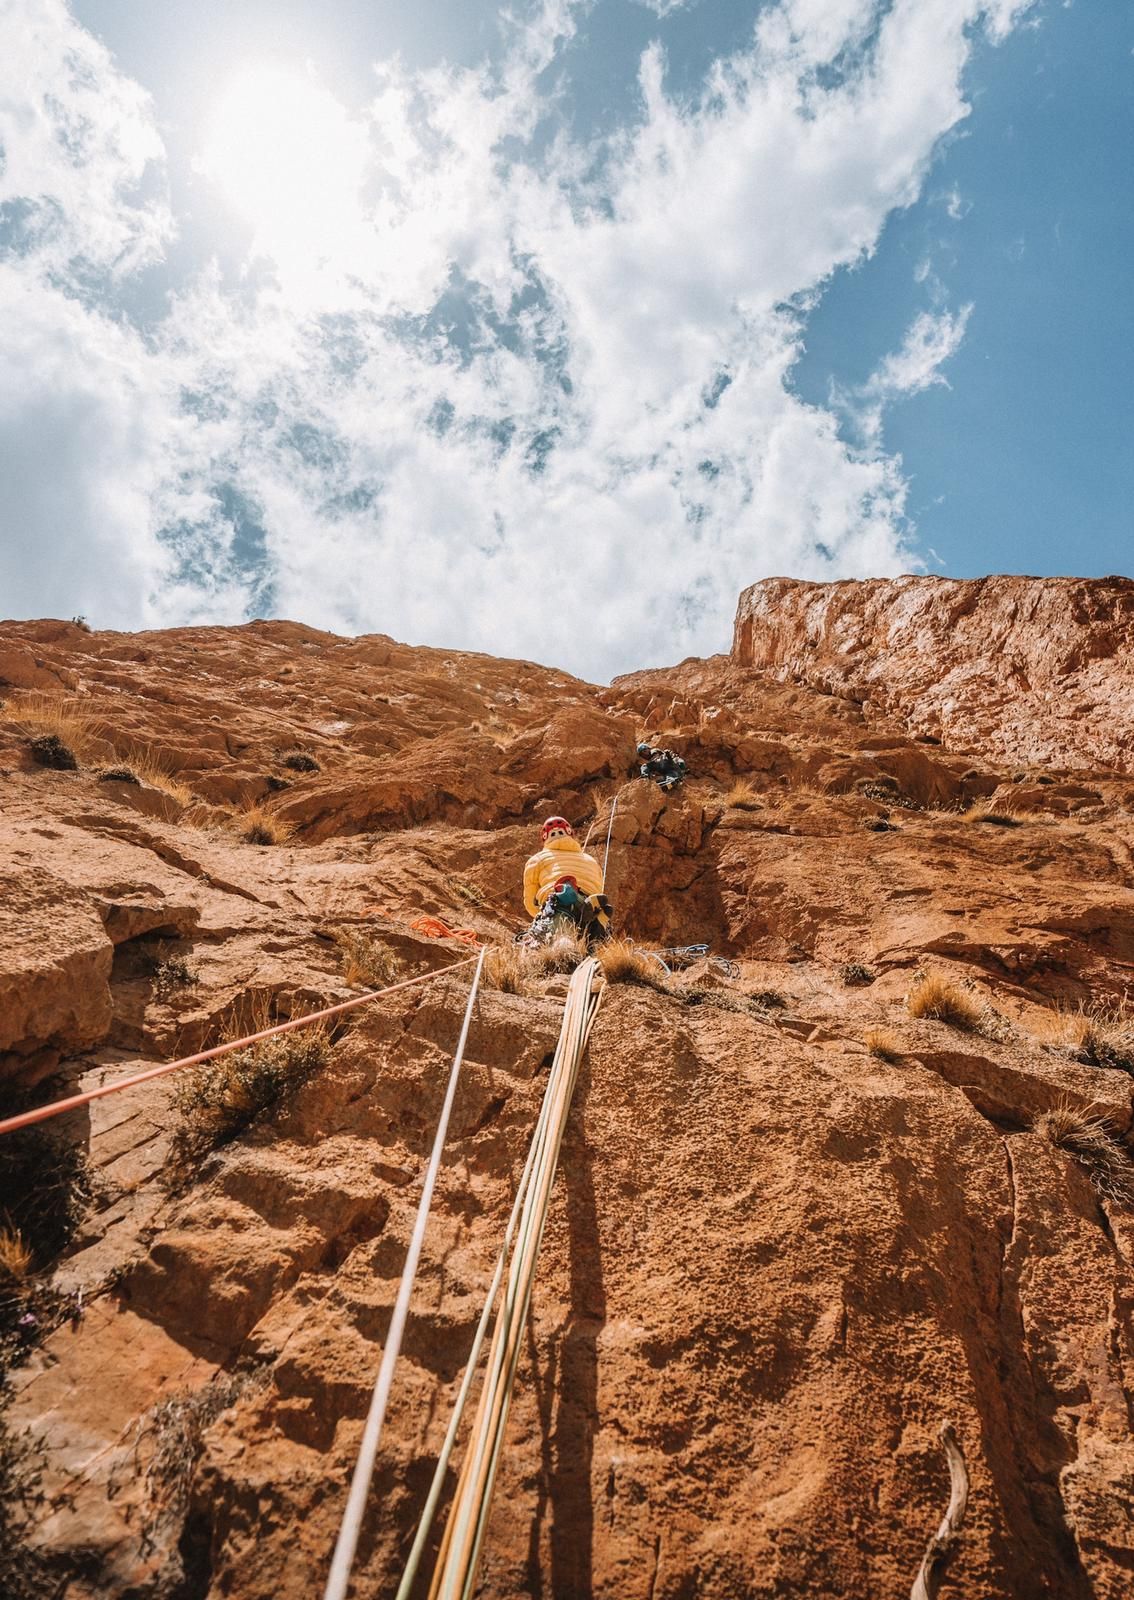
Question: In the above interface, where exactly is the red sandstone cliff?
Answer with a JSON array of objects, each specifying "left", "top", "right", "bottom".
[
  {"left": 1, "top": 584, "right": 1133, "bottom": 1600},
  {"left": 733, "top": 574, "right": 1134, "bottom": 773}
]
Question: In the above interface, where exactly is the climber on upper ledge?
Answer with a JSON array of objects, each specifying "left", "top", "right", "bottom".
[
  {"left": 522, "top": 815, "right": 613, "bottom": 947},
  {"left": 637, "top": 740, "right": 686, "bottom": 791}
]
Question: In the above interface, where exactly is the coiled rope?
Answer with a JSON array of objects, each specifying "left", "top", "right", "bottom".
[
  {"left": 0, "top": 956, "right": 477, "bottom": 1139},
  {"left": 323, "top": 948, "right": 486, "bottom": 1600}
]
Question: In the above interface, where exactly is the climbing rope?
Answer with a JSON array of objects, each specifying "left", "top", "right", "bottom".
[
  {"left": 422, "top": 957, "right": 602, "bottom": 1600},
  {"left": 601, "top": 791, "right": 620, "bottom": 885},
  {"left": 0, "top": 956, "right": 477, "bottom": 1139},
  {"left": 394, "top": 971, "right": 605, "bottom": 1600},
  {"left": 323, "top": 949, "right": 486, "bottom": 1600}
]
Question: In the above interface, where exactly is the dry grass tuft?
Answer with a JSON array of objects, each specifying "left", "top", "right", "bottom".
[
  {"left": 724, "top": 780, "right": 763, "bottom": 811},
  {"left": 453, "top": 880, "right": 485, "bottom": 906},
  {"left": 906, "top": 970, "right": 984, "bottom": 1031},
  {"left": 484, "top": 943, "right": 531, "bottom": 994},
  {"left": 116, "top": 745, "right": 194, "bottom": 805},
  {"left": 598, "top": 938, "right": 671, "bottom": 989},
  {"left": 240, "top": 803, "right": 294, "bottom": 846},
  {"left": 334, "top": 929, "right": 400, "bottom": 988},
  {"left": 0, "top": 1226, "right": 33, "bottom": 1282},
  {"left": 961, "top": 800, "right": 1024, "bottom": 828},
  {"left": 1039, "top": 1004, "right": 1134, "bottom": 1075},
  {"left": 526, "top": 929, "right": 591, "bottom": 975},
  {"left": 864, "top": 1027, "right": 904, "bottom": 1062},
  {"left": 1035, "top": 1102, "right": 1134, "bottom": 1208},
  {"left": 2, "top": 693, "right": 99, "bottom": 759}
]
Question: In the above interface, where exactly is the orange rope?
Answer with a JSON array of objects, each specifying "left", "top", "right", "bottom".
[{"left": 0, "top": 957, "right": 477, "bottom": 1139}]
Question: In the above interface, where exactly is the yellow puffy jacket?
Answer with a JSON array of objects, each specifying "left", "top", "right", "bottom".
[{"left": 523, "top": 835, "right": 605, "bottom": 917}]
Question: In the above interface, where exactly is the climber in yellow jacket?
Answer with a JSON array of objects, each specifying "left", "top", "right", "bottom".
[{"left": 522, "top": 816, "right": 613, "bottom": 946}]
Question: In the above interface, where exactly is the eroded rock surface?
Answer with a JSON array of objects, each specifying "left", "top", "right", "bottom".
[
  {"left": 2, "top": 586, "right": 1134, "bottom": 1600},
  {"left": 732, "top": 574, "right": 1134, "bottom": 773}
]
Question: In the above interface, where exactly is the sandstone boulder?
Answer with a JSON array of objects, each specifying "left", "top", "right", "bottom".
[{"left": 0, "top": 867, "right": 113, "bottom": 1072}]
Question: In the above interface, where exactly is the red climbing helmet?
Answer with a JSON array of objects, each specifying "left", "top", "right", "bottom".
[{"left": 541, "top": 815, "right": 573, "bottom": 840}]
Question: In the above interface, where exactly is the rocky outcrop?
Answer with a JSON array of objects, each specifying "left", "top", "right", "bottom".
[
  {"left": 3, "top": 587, "right": 1134, "bottom": 1600},
  {"left": 0, "top": 868, "right": 113, "bottom": 1076},
  {"left": 732, "top": 574, "right": 1134, "bottom": 773}
]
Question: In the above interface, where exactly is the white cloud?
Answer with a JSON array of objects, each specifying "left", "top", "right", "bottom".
[
  {"left": 835, "top": 305, "right": 973, "bottom": 447},
  {"left": 0, "top": 0, "right": 1031, "bottom": 678},
  {"left": 633, "top": 0, "right": 690, "bottom": 16}
]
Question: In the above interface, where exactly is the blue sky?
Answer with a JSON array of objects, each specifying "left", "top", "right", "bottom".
[{"left": 1, "top": 0, "right": 1130, "bottom": 678}]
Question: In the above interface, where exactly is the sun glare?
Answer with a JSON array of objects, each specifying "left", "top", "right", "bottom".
[{"left": 200, "top": 64, "right": 368, "bottom": 278}]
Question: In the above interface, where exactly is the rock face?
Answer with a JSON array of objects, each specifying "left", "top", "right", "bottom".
[
  {"left": 732, "top": 574, "right": 1134, "bottom": 773},
  {"left": 2, "top": 585, "right": 1134, "bottom": 1600}
]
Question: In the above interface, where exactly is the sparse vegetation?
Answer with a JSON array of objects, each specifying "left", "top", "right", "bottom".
[
  {"left": 1040, "top": 1005, "right": 1134, "bottom": 1075},
  {"left": 0, "top": 1229, "right": 32, "bottom": 1283},
  {"left": 281, "top": 750, "right": 320, "bottom": 773},
  {"left": 527, "top": 929, "right": 590, "bottom": 975},
  {"left": 862, "top": 816, "right": 897, "bottom": 832},
  {"left": 152, "top": 954, "right": 199, "bottom": 999},
  {"left": 748, "top": 988, "right": 787, "bottom": 1010},
  {"left": 27, "top": 733, "right": 77, "bottom": 770},
  {"left": 484, "top": 931, "right": 593, "bottom": 993},
  {"left": 97, "top": 765, "right": 141, "bottom": 785},
  {"left": 840, "top": 962, "right": 876, "bottom": 987},
  {"left": 240, "top": 803, "right": 294, "bottom": 846},
  {"left": 906, "top": 970, "right": 984, "bottom": 1032},
  {"left": 1035, "top": 1102, "right": 1134, "bottom": 1208},
  {"left": 864, "top": 1027, "right": 903, "bottom": 1062},
  {"left": 961, "top": 800, "right": 1024, "bottom": 828},
  {"left": 0, "top": 1410, "right": 56, "bottom": 1600},
  {"left": 598, "top": 939, "right": 671, "bottom": 990},
  {"left": 483, "top": 943, "right": 530, "bottom": 995},
  {"left": 140, "top": 1370, "right": 262, "bottom": 1533},
  {"left": 171, "top": 1016, "right": 330, "bottom": 1171},
  {"left": 724, "top": 780, "right": 762, "bottom": 810},
  {"left": 453, "top": 880, "right": 485, "bottom": 906},
  {"left": 334, "top": 929, "right": 400, "bottom": 988},
  {"left": 2, "top": 694, "right": 98, "bottom": 761},
  {"left": 0, "top": 1125, "right": 90, "bottom": 1282}
]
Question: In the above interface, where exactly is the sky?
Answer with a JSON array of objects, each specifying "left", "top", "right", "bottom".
[{"left": 0, "top": 0, "right": 1130, "bottom": 681}]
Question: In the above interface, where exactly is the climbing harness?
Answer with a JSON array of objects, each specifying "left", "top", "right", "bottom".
[
  {"left": 322, "top": 950, "right": 486, "bottom": 1600},
  {"left": 0, "top": 957, "right": 477, "bottom": 1139}
]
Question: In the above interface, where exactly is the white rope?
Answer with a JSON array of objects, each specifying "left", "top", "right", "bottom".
[
  {"left": 323, "top": 948, "right": 486, "bottom": 1600},
  {"left": 601, "top": 791, "right": 620, "bottom": 892}
]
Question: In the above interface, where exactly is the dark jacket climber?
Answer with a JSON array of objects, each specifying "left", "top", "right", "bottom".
[
  {"left": 521, "top": 817, "right": 613, "bottom": 948},
  {"left": 637, "top": 741, "right": 686, "bottom": 791}
]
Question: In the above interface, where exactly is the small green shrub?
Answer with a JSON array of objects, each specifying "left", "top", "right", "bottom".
[
  {"left": 840, "top": 962, "right": 876, "bottom": 987},
  {"left": 97, "top": 765, "right": 141, "bottom": 785},
  {"left": 27, "top": 734, "right": 77, "bottom": 771}
]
